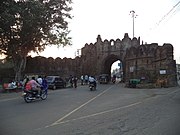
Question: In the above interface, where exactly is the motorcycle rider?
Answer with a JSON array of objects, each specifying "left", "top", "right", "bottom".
[
  {"left": 42, "top": 76, "right": 48, "bottom": 94},
  {"left": 112, "top": 74, "right": 116, "bottom": 84},
  {"left": 26, "top": 77, "right": 41, "bottom": 96},
  {"left": 88, "top": 76, "right": 97, "bottom": 89},
  {"left": 37, "top": 75, "right": 43, "bottom": 86}
]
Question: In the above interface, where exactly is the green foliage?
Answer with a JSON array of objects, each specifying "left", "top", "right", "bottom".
[
  {"left": 0, "top": 0, "right": 72, "bottom": 57},
  {"left": 0, "top": 0, "right": 72, "bottom": 81}
]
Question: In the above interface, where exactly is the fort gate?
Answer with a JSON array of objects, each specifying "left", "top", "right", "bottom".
[
  {"left": 25, "top": 33, "right": 177, "bottom": 87},
  {"left": 79, "top": 33, "right": 177, "bottom": 87}
]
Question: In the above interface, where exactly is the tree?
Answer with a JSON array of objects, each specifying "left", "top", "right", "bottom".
[{"left": 0, "top": 0, "right": 72, "bottom": 81}]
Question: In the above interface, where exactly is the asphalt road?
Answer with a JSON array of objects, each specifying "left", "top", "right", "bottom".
[{"left": 0, "top": 83, "right": 180, "bottom": 135}]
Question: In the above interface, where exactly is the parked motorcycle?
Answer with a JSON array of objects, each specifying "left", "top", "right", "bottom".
[{"left": 22, "top": 88, "right": 47, "bottom": 103}]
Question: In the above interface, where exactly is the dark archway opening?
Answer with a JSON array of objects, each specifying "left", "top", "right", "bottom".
[
  {"left": 101, "top": 54, "right": 124, "bottom": 82},
  {"left": 111, "top": 60, "right": 123, "bottom": 82}
]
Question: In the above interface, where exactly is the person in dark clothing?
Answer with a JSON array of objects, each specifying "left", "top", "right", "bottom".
[
  {"left": 42, "top": 76, "right": 48, "bottom": 94},
  {"left": 69, "top": 75, "right": 73, "bottom": 87},
  {"left": 72, "top": 76, "right": 78, "bottom": 88}
]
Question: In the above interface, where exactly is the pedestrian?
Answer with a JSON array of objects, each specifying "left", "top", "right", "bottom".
[
  {"left": 85, "top": 75, "right": 88, "bottom": 85},
  {"left": 69, "top": 75, "right": 73, "bottom": 87},
  {"left": 81, "top": 75, "right": 84, "bottom": 85},
  {"left": 72, "top": 76, "right": 78, "bottom": 88}
]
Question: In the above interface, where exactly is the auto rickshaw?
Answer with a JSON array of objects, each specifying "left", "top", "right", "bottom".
[{"left": 128, "top": 79, "right": 141, "bottom": 88}]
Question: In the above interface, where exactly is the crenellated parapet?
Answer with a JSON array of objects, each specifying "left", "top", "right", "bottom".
[
  {"left": 80, "top": 33, "right": 142, "bottom": 75},
  {"left": 23, "top": 33, "right": 177, "bottom": 88},
  {"left": 82, "top": 33, "right": 140, "bottom": 59}
]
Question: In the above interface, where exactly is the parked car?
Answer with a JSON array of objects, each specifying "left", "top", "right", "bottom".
[
  {"left": 98, "top": 74, "right": 110, "bottom": 84},
  {"left": 46, "top": 76, "right": 66, "bottom": 90}
]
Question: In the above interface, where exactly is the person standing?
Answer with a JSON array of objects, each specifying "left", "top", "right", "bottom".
[
  {"left": 85, "top": 75, "right": 89, "bottom": 85},
  {"left": 80, "top": 75, "right": 84, "bottom": 85},
  {"left": 72, "top": 76, "right": 78, "bottom": 88},
  {"left": 69, "top": 75, "right": 73, "bottom": 87}
]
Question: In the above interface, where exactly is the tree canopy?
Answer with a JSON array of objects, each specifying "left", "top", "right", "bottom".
[{"left": 0, "top": 0, "right": 72, "bottom": 81}]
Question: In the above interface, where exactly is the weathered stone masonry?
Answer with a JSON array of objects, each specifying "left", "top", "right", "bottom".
[
  {"left": 80, "top": 33, "right": 177, "bottom": 87},
  {"left": 25, "top": 33, "right": 177, "bottom": 87}
]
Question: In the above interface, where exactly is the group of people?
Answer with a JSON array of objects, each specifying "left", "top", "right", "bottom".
[
  {"left": 23, "top": 76, "right": 48, "bottom": 96},
  {"left": 23, "top": 74, "right": 97, "bottom": 92},
  {"left": 80, "top": 75, "right": 97, "bottom": 88},
  {"left": 69, "top": 75, "right": 97, "bottom": 89}
]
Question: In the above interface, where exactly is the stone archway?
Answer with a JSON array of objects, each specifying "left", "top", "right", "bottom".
[
  {"left": 25, "top": 33, "right": 177, "bottom": 87},
  {"left": 101, "top": 54, "right": 122, "bottom": 76},
  {"left": 100, "top": 54, "right": 125, "bottom": 82},
  {"left": 80, "top": 33, "right": 132, "bottom": 80},
  {"left": 80, "top": 33, "right": 177, "bottom": 87}
]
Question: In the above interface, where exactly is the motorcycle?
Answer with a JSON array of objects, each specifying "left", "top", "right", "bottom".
[
  {"left": 112, "top": 75, "right": 116, "bottom": 84},
  {"left": 22, "top": 88, "right": 47, "bottom": 103},
  {"left": 112, "top": 78, "right": 116, "bottom": 84},
  {"left": 89, "top": 82, "right": 96, "bottom": 91}
]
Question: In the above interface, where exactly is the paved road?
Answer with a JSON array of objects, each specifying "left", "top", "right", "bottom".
[{"left": 0, "top": 84, "right": 180, "bottom": 135}]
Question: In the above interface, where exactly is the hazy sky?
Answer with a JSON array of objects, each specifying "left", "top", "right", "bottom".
[{"left": 38, "top": 0, "right": 180, "bottom": 64}]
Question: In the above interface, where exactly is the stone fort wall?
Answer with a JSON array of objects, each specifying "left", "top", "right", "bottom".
[{"left": 25, "top": 33, "right": 177, "bottom": 87}]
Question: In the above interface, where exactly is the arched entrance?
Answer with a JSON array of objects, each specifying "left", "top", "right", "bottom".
[
  {"left": 100, "top": 54, "right": 124, "bottom": 81},
  {"left": 111, "top": 60, "right": 123, "bottom": 82},
  {"left": 79, "top": 34, "right": 176, "bottom": 87}
]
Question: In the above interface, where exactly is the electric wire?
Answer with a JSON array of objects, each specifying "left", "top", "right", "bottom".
[
  {"left": 156, "top": 1, "right": 180, "bottom": 26},
  {"left": 145, "top": 1, "right": 180, "bottom": 38}
]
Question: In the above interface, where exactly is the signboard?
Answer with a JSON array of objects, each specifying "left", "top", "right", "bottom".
[
  {"left": 159, "top": 70, "right": 166, "bottom": 74},
  {"left": 130, "top": 66, "right": 135, "bottom": 72}
]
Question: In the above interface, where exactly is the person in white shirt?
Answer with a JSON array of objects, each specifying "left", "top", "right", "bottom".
[
  {"left": 81, "top": 75, "right": 84, "bottom": 85},
  {"left": 88, "top": 76, "right": 97, "bottom": 88},
  {"left": 85, "top": 75, "right": 89, "bottom": 85},
  {"left": 37, "top": 76, "right": 43, "bottom": 85}
]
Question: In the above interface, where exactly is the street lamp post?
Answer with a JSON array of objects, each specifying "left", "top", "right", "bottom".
[{"left": 130, "top": 10, "right": 137, "bottom": 38}]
